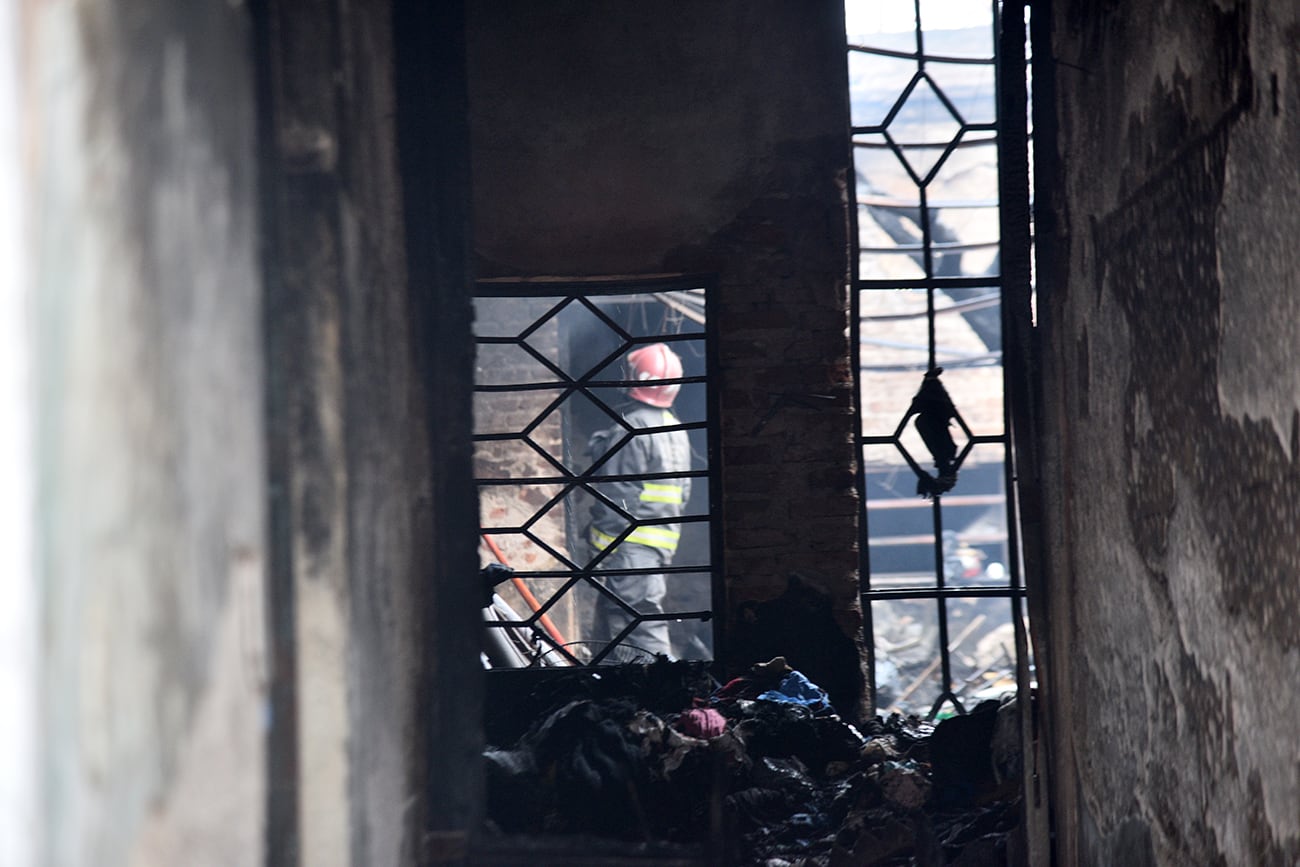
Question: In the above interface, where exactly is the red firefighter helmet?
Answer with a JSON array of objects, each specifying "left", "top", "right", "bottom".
[{"left": 626, "top": 343, "right": 683, "bottom": 407}]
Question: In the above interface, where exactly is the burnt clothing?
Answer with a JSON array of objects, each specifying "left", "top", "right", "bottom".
[{"left": 585, "top": 401, "right": 692, "bottom": 658}]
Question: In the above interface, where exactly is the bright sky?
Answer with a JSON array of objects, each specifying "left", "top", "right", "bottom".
[{"left": 844, "top": 0, "right": 994, "bottom": 36}]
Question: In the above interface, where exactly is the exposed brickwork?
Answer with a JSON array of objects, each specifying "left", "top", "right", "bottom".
[
  {"left": 469, "top": 0, "right": 868, "bottom": 714},
  {"left": 683, "top": 187, "right": 866, "bottom": 703},
  {"left": 472, "top": 298, "right": 575, "bottom": 637}
]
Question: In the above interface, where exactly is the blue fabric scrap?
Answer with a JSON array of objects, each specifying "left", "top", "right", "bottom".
[{"left": 756, "top": 671, "right": 831, "bottom": 709}]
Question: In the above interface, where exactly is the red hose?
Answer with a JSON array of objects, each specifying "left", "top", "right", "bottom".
[{"left": 481, "top": 534, "right": 568, "bottom": 647}]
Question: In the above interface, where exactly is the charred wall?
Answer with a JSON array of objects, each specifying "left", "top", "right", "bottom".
[
  {"left": 1038, "top": 0, "right": 1300, "bottom": 862},
  {"left": 258, "top": 0, "right": 481, "bottom": 863},
  {"left": 468, "top": 0, "right": 867, "bottom": 712},
  {"left": 20, "top": 0, "right": 480, "bottom": 862},
  {"left": 24, "top": 1, "right": 266, "bottom": 863}
]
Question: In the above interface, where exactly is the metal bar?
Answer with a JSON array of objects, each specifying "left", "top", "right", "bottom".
[
  {"left": 931, "top": 497, "right": 955, "bottom": 708},
  {"left": 888, "top": 614, "right": 985, "bottom": 715},
  {"left": 484, "top": 514, "right": 713, "bottom": 537},
  {"left": 858, "top": 275, "right": 1004, "bottom": 290},
  {"left": 473, "top": 375, "right": 707, "bottom": 393},
  {"left": 848, "top": 43, "right": 996, "bottom": 65},
  {"left": 923, "top": 262, "right": 936, "bottom": 374},
  {"left": 860, "top": 337, "right": 994, "bottom": 358},
  {"left": 853, "top": 133, "right": 998, "bottom": 149},
  {"left": 861, "top": 356, "right": 1003, "bottom": 373},
  {"left": 499, "top": 572, "right": 587, "bottom": 626},
  {"left": 880, "top": 70, "right": 925, "bottom": 132},
  {"left": 473, "top": 278, "right": 718, "bottom": 669},
  {"left": 871, "top": 572, "right": 998, "bottom": 587},
  {"left": 866, "top": 586, "right": 1026, "bottom": 601},
  {"left": 996, "top": 0, "right": 1051, "bottom": 844},
  {"left": 573, "top": 293, "right": 641, "bottom": 345},
  {"left": 850, "top": 1, "right": 1028, "bottom": 718},
  {"left": 500, "top": 563, "right": 713, "bottom": 581},
  {"left": 847, "top": 14, "right": 876, "bottom": 704},
  {"left": 862, "top": 292, "right": 1001, "bottom": 320},
  {"left": 860, "top": 195, "right": 1000, "bottom": 209},
  {"left": 924, "top": 71, "right": 970, "bottom": 128},
  {"left": 518, "top": 528, "right": 582, "bottom": 573},
  {"left": 627, "top": 610, "right": 712, "bottom": 623},
  {"left": 881, "top": 129, "right": 927, "bottom": 189},
  {"left": 475, "top": 335, "right": 706, "bottom": 459},
  {"left": 859, "top": 239, "right": 1000, "bottom": 253},
  {"left": 474, "top": 277, "right": 710, "bottom": 294},
  {"left": 913, "top": 0, "right": 924, "bottom": 63},
  {"left": 870, "top": 532, "right": 1008, "bottom": 547},
  {"left": 476, "top": 469, "right": 710, "bottom": 487},
  {"left": 487, "top": 600, "right": 712, "bottom": 629},
  {"left": 477, "top": 420, "right": 710, "bottom": 440},
  {"left": 867, "top": 493, "right": 1006, "bottom": 510},
  {"left": 475, "top": 424, "right": 708, "bottom": 445},
  {"left": 921, "top": 130, "right": 972, "bottom": 187},
  {"left": 512, "top": 296, "right": 576, "bottom": 344},
  {"left": 701, "top": 267, "right": 724, "bottom": 681}
]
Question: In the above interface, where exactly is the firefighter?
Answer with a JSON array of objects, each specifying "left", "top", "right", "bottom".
[{"left": 585, "top": 342, "right": 692, "bottom": 658}]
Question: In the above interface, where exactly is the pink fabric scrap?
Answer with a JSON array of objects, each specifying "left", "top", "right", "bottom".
[{"left": 677, "top": 707, "right": 727, "bottom": 740}]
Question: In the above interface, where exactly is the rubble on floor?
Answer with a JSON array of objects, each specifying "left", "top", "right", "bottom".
[
  {"left": 872, "top": 596, "right": 1023, "bottom": 717},
  {"left": 482, "top": 659, "right": 1023, "bottom": 865}
]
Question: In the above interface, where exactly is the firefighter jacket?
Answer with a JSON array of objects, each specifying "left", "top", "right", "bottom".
[{"left": 586, "top": 402, "right": 692, "bottom": 556}]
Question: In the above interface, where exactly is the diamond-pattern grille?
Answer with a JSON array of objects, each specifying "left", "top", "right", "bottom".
[
  {"left": 883, "top": 72, "right": 965, "bottom": 183},
  {"left": 848, "top": 0, "right": 1031, "bottom": 719},
  {"left": 474, "top": 282, "right": 716, "bottom": 668}
]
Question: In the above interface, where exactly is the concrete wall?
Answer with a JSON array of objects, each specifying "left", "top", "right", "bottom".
[
  {"left": 1039, "top": 0, "right": 1300, "bottom": 862},
  {"left": 23, "top": 1, "right": 267, "bottom": 864},
  {"left": 468, "top": 0, "right": 867, "bottom": 712},
  {"left": 259, "top": 0, "right": 481, "bottom": 863},
  {"left": 19, "top": 1, "right": 482, "bottom": 864}
]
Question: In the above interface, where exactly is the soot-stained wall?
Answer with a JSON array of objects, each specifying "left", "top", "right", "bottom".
[
  {"left": 24, "top": 0, "right": 481, "bottom": 862},
  {"left": 25, "top": 2, "right": 266, "bottom": 863},
  {"left": 1039, "top": 0, "right": 1300, "bottom": 862},
  {"left": 259, "top": 0, "right": 481, "bottom": 862},
  {"left": 468, "top": 0, "right": 867, "bottom": 713}
]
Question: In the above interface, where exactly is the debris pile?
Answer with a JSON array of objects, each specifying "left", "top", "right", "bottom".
[
  {"left": 871, "top": 595, "right": 1023, "bottom": 717},
  {"left": 482, "top": 658, "right": 1023, "bottom": 865}
]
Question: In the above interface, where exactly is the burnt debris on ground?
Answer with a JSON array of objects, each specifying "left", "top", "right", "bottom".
[{"left": 481, "top": 658, "right": 1023, "bottom": 865}]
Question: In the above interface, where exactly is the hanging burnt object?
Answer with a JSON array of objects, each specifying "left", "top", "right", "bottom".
[{"left": 905, "top": 367, "right": 962, "bottom": 498}]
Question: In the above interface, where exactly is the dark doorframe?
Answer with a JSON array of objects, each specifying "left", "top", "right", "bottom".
[{"left": 251, "top": 0, "right": 481, "bottom": 863}]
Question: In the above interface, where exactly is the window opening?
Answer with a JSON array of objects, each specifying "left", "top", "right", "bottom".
[
  {"left": 473, "top": 279, "right": 717, "bottom": 668},
  {"left": 847, "top": 0, "right": 1033, "bottom": 718}
]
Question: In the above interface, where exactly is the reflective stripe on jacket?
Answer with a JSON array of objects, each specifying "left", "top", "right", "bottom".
[
  {"left": 589, "top": 524, "right": 681, "bottom": 552},
  {"left": 586, "top": 402, "right": 692, "bottom": 556},
  {"left": 639, "top": 482, "right": 685, "bottom": 504}
]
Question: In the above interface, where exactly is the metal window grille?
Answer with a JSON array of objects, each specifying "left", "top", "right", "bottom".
[
  {"left": 474, "top": 278, "right": 719, "bottom": 668},
  {"left": 846, "top": 0, "right": 1033, "bottom": 718}
]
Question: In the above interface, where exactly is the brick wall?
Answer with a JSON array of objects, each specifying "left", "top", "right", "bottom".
[
  {"left": 473, "top": 298, "right": 576, "bottom": 639},
  {"left": 468, "top": 0, "right": 867, "bottom": 713}
]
